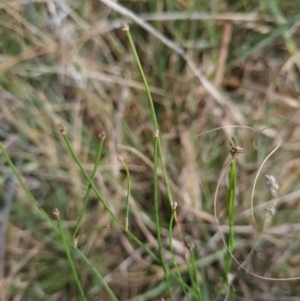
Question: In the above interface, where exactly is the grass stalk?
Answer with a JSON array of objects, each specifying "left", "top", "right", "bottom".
[
  {"left": 184, "top": 244, "right": 202, "bottom": 300},
  {"left": 123, "top": 23, "right": 192, "bottom": 298},
  {"left": 118, "top": 156, "right": 131, "bottom": 231},
  {"left": 153, "top": 130, "right": 174, "bottom": 300},
  {"left": 121, "top": 24, "right": 175, "bottom": 208},
  {"left": 122, "top": 24, "right": 158, "bottom": 130},
  {"left": 73, "top": 132, "right": 106, "bottom": 244},
  {"left": 75, "top": 252, "right": 119, "bottom": 301},
  {"left": 53, "top": 208, "right": 87, "bottom": 301},
  {"left": 168, "top": 202, "right": 189, "bottom": 297},
  {"left": 225, "top": 157, "right": 236, "bottom": 283},
  {"left": 190, "top": 248, "right": 203, "bottom": 301}
]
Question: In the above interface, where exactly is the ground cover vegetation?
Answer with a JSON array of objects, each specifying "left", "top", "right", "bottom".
[{"left": 1, "top": 0, "right": 300, "bottom": 300}]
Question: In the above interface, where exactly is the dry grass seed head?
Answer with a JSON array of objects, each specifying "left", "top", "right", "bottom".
[{"left": 229, "top": 137, "right": 243, "bottom": 158}]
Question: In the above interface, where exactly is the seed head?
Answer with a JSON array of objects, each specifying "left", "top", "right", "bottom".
[
  {"left": 118, "top": 156, "right": 124, "bottom": 164},
  {"left": 229, "top": 137, "right": 243, "bottom": 158},
  {"left": 59, "top": 124, "right": 66, "bottom": 135},
  {"left": 99, "top": 131, "right": 106, "bottom": 141},
  {"left": 120, "top": 23, "right": 129, "bottom": 31},
  {"left": 186, "top": 240, "right": 195, "bottom": 251},
  {"left": 53, "top": 208, "right": 60, "bottom": 220},
  {"left": 172, "top": 201, "right": 178, "bottom": 210}
]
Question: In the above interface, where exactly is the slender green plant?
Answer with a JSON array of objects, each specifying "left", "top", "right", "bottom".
[
  {"left": 59, "top": 125, "right": 199, "bottom": 298},
  {"left": 73, "top": 131, "right": 106, "bottom": 244},
  {"left": 221, "top": 137, "right": 242, "bottom": 300},
  {"left": 225, "top": 156, "right": 236, "bottom": 282},
  {"left": 168, "top": 202, "right": 189, "bottom": 297},
  {"left": 121, "top": 23, "right": 174, "bottom": 209},
  {"left": 2, "top": 135, "right": 226, "bottom": 300},
  {"left": 183, "top": 240, "right": 203, "bottom": 301},
  {"left": 117, "top": 156, "right": 131, "bottom": 231},
  {"left": 53, "top": 208, "right": 87, "bottom": 301},
  {"left": 190, "top": 247, "right": 203, "bottom": 301},
  {"left": 153, "top": 130, "right": 174, "bottom": 300},
  {"left": 0, "top": 142, "right": 118, "bottom": 301},
  {"left": 122, "top": 23, "right": 197, "bottom": 299},
  {"left": 59, "top": 124, "right": 159, "bottom": 262},
  {"left": 212, "top": 154, "right": 237, "bottom": 301}
]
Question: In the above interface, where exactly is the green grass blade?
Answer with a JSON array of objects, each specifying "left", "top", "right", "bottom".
[
  {"left": 75, "top": 252, "right": 119, "bottom": 301},
  {"left": 53, "top": 208, "right": 87, "bottom": 301},
  {"left": 153, "top": 130, "right": 174, "bottom": 300},
  {"left": 225, "top": 158, "right": 236, "bottom": 282},
  {"left": 168, "top": 202, "right": 189, "bottom": 297},
  {"left": 118, "top": 156, "right": 131, "bottom": 230},
  {"left": 190, "top": 248, "right": 203, "bottom": 301},
  {"left": 73, "top": 132, "right": 106, "bottom": 243},
  {"left": 122, "top": 24, "right": 175, "bottom": 209},
  {"left": 122, "top": 24, "right": 158, "bottom": 130}
]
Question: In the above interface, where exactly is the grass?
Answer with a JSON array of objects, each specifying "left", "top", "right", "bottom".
[
  {"left": 1, "top": 0, "right": 300, "bottom": 300},
  {"left": 53, "top": 208, "right": 87, "bottom": 300},
  {"left": 225, "top": 156, "right": 236, "bottom": 284},
  {"left": 73, "top": 131, "right": 106, "bottom": 244}
]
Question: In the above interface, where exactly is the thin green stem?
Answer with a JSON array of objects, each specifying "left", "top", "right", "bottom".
[
  {"left": 118, "top": 157, "right": 131, "bottom": 231},
  {"left": 157, "top": 141, "right": 174, "bottom": 207},
  {"left": 75, "top": 251, "right": 119, "bottom": 301},
  {"left": 153, "top": 132, "right": 174, "bottom": 300},
  {"left": 168, "top": 204, "right": 189, "bottom": 297},
  {"left": 225, "top": 158, "right": 236, "bottom": 282},
  {"left": 123, "top": 25, "right": 192, "bottom": 299},
  {"left": 124, "top": 28, "right": 158, "bottom": 130},
  {"left": 73, "top": 134, "right": 105, "bottom": 243},
  {"left": 124, "top": 26, "right": 174, "bottom": 209},
  {"left": 128, "top": 249, "right": 226, "bottom": 301},
  {"left": 190, "top": 249, "right": 203, "bottom": 301},
  {"left": 54, "top": 209, "right": 87, "bottom": 301},
  {"left": 216, "top": 157, "right": 237, "bottom": 299},
  {"left": 123, "top": 31, "right": 185, "bottom": 292},
  {"left": 185, "top": 247, "right": 199, "bottom": 299}
]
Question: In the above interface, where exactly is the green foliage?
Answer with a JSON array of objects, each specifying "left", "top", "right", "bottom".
[{"left": 2, "top": 0, "right": 300, "bottom": 300}]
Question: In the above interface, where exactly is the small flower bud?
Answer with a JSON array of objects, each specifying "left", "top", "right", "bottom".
[
  {"left": 120, "top": 23, "right": 129, "bottom": 31},
  {"left": 172, "top": 201, "right": 178, "bottom": 210},
  {"left": 186, "top": 241, "right": 195, "bottom": 251},
  {"left": 59, "top": 124, "right": 66, "bottom": 135},
  {"left": 53, "top": 208, "right": 60, "bottom": 220},
  {"left": 99, "top": 131, "right": 106, "bottom": 141}
]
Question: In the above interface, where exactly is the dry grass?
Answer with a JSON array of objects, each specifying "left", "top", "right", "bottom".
[{"left": 1, "top": 0, "right": 300, "bottom": 300}]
